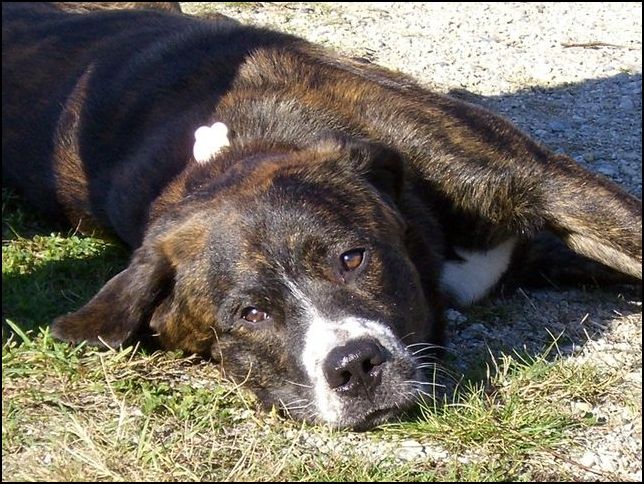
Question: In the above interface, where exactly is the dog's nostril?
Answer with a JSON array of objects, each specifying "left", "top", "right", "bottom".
[
  {"left": 340, "top": 370, "right": 352, "bottom": 387},
  {"left": 323, "top": 339, "right": 387, "bottom": 398}
]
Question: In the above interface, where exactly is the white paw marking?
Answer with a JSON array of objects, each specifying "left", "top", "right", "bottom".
[
  {"left": 440, "top": 237, "right": 517, "bottom": 306},
  {"left": 193, "top": 121, "right": 230, "bottom": 163}
]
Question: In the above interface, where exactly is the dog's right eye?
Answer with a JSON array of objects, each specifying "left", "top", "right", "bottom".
[
  {"left": 241, "top": 306, "right": 270, "bottom": 323},
  {"left": 340, "top": 248, "right": 365, "bottom": 272}
]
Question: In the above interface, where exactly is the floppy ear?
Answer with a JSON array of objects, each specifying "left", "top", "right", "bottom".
[
  {"left": 360, "top": 143, "right": 404, "bottom": 201},
  {"left": 51, "top": 214, "right": 207, "bottom": 348},
  {"left": 341, "top": 138, "right": 406, "bottom": 202},
  {"left": 51, "top": 243, "right": 174, "bottom": 348}
]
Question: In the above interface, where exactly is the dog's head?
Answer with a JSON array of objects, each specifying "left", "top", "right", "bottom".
[{"left": 52, "top": 138, "right": 444, "bottom": 429}]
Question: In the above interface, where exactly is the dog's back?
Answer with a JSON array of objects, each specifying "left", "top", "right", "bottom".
[{"left": 2, "top": 3, "right": 261, "bottom": 229}]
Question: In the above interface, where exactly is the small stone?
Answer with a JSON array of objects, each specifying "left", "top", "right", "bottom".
[
  {"left": 397, "top": 440, "right": 425, "bottom": 461},
  {"left": 445, "top": 309, "right": 467, "bottom": 324},
  {"left": 463, "top": 323, "right": 487, "bottom": 337},
  {"left": 548, "top": 120, "right": 568, "bottom": 132},
  {"left": 579, "top": 451, "right": 597, "bottom": 467},
  {"left": 582, "top": 152, "right": 595, "bottom": 163},
  {"left": 532, "top": 61, "right": 553, "bottom": 82},
  {"left": 456, "top": 455, "right": 471, "bottom": 464},
  {"left": 595, "top": 163, "right": 617, "bottom": 176},
  {"left": 570, "top": 401, "right": 593, "bottom": 415},
  {"left": 619, "top": 96, "right": 635, "bottom": 111},
  {"left": 598, "top": 456, "right": 618, "bottom": 473},
  {"left": 621, "top": 164, "right": 639, "bottom": 177},
  {"left": 401, "top": 439, "right": 422, "bottom": 448},
  {"left": 131, "top": 407, "right": 144, "bottom": 417}
]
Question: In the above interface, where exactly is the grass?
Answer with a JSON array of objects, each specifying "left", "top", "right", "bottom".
[{"left": 2, "top": 187, "right": 635, "bottom": 481}]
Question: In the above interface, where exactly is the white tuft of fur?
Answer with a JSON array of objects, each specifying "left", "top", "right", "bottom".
[{"left": 193, "top": 121, "right": 230, "bottom": 163}]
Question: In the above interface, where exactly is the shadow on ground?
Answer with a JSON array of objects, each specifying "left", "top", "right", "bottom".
[
  {"left": 435, "top": 72, "right": 642, "bottom": 384},
  {"left": 450, "top": 72, "right": 642, "bottom": 197},
  {"left": 2, "top": 191, "right": 128, "bottom": 337}
]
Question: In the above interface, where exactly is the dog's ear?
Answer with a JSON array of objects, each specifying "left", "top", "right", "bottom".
[
  {"left": 314, "top": 135, "right": 404, "bottom": 202},
  {"left": 348, "top": 140, "right": 405, "bottom": 202},
  {"left": 51, "top": 216, "right": 206, "bottom": 348},
  {"left": 51, "top": 243, "right": 173, "bottom": 348}
]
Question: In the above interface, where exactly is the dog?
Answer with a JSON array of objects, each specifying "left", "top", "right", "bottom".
[{"left": 3, "top": 2, "right": 641, "bottom": 430}]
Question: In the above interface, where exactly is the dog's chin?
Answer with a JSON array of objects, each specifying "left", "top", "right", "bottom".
[
  {"left": 350, "top": 406, "right": 405, "bottom": 431},
  {"left": 330, "top": 392, "right": 420, "bottom": 431},
  {"left": 281, "top": 395, "right": 415, "bottom": 431}
]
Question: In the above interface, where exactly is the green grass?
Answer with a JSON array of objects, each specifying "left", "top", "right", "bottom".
[{"left": 1, "top": 189, "right": 631, "bottom": 481}]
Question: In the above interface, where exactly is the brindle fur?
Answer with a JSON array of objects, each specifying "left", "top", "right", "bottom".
[{"left": 2, "top": 2, "right": 641, "bottom": 428}]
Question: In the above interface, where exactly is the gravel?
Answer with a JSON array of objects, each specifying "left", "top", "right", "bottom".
[{"left": 181, "top": 3, "right": 641, "bottom": 480}]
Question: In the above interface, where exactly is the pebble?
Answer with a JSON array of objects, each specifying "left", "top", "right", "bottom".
[
  {"left": 548, "top": 120, "right": 568, "bottom": 132},
  {"left": 580, "top": 451, "right": 597, "bottom": 467},
  {"left": 570, "top": 401, "right": 593, "bottom": 415},
  {"left": 445, "top": 308, "right": 468, "bottom": 325},
  {"left": 619, "top": 96, "right": 635, "bottom": 111},
  {"left": 595, "top": 163, "right": 618, "bottom": 177},
  {"left": 582, "top": 152, "right": 595, "bottom": 163},
  {"left": 397, "top": 440, "right": 425, "bottom": 461}
]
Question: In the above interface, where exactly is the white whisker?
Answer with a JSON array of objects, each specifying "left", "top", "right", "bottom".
[
  {"left": 400, "top": 331, "right": 418, "bottom": 343},
  {"left": 285, "top": 402, "right": 314, "bottom": 411},
  {"left": 285, "top": 379, "right": 313, "bottom": 389},
  {"left": 406, "top": 342, "right": 437, "bottom": 349}
]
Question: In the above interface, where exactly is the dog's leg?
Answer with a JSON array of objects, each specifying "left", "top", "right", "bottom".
[
  {"left": 429, "top": 147, "right": 642, "bottom": 281},
  {"left": 540, "top": 154, "right": 641, "bottom": 279},
  {"left": 404, "top": 129, "right": 641, "bottom": 281},
  {"left": 505, "top": 231, "right": 641, "bottom": 289},
  {"left": 380, "top": 92, "right": 642, "bottom": 280}
]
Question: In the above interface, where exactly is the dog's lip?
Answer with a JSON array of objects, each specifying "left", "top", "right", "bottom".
[
  {"left": 349, "top": 366, "right": 428, "bottom": 430},
  {"left": 351, "top": 406, "right": 402, "bottom": 431}
]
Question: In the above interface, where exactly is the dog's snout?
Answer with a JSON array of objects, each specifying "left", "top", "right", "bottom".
[{"left": 323, "top": 339, "right": 387, "bottom": 398}]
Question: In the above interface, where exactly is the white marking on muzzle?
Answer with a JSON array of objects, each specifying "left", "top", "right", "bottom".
[
  {"left": 303, "top": 316, "right": 405, "bottom": 424},
  {"left": 284, "top": 279, "right": 409, "bottom": 425}
]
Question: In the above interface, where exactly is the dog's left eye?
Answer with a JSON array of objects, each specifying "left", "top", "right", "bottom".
[
  {"left": 241, "top": 306, "right": 270, "bottom": 323},
  {"left": 340, "top": 248, "right": 365, "bottom": 272}
]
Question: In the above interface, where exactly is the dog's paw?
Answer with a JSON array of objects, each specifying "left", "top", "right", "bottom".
[{"left": 193, "top": 122, "right": 230, "bottom": 163}]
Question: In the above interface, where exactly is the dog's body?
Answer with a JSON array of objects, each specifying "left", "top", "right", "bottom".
[{"left": 3, "top": 3, "right": 641, "bottom": 430}]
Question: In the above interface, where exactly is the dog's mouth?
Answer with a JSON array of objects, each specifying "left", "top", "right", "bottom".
[
  {"left": 351, "top": 406, "right": 402, "bottom": 431},
  {"left": 342, "top": 381, "right": 426, "bottom": 431}
]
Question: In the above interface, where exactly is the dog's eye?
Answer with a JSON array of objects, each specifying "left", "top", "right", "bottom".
[
  {"left": 241, "top": 306, "right": 270, "bottom": 323},
  {"left": 340, "top": 248, "right": 365, "bottom": 272}
]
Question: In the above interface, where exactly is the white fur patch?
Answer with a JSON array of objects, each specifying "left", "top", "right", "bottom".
[
  {"left": 440, "top": 237, "right": 517, "bottom": 306},
  {"left": 283, "top": 279, "right": 406, "bottom": 425},
  {"left": 303, "top": 316, "right": 404, "bottom": 425},
  {"left": 193, "top": 122, "right": 230, "bottom": 163}
]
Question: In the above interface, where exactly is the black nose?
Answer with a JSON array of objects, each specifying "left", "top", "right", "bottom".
[{"left": 323, "top": 339, "right": 387, "bottom": 398}]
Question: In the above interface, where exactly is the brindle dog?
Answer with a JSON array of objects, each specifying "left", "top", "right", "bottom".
[{"left": 2, "top": 2, "right": 641, "bottom": 430}]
